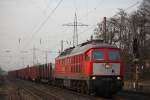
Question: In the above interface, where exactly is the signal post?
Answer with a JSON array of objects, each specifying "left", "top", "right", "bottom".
[{"left": 133, "top": 38, "right": 139, "bottom": 90}]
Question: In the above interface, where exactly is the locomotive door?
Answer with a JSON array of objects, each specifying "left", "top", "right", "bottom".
[{"left": 84, "top": 51, "right": 92, "bottom": 75}]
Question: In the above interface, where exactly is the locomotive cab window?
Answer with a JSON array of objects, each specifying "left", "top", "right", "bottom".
[
  {"left": 109, "top": 51, "right": 120, "bottom": 60},
  {"left": 93, "top": 51, "right": 104, "bottom": 60}
]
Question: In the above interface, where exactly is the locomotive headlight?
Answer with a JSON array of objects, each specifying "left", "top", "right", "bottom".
[
  {"left": 117, "top": 76, "right": 121, "bottom": 80},
  {"left": 92, "top": 76, "right": 96, "bottom": 80}
]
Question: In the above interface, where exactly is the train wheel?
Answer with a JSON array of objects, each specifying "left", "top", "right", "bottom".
[
  {"left": 84, "top": 86, "right": 89, "bottom": 94},
  {"left": 77, "top": 81, "right": 81, "bottom": 93},
  {"left": 80, "top": 82, "right": 85, "bottom": 94},
  {"left": 103, "top": 92, "right": 112, "bottom": 98}
]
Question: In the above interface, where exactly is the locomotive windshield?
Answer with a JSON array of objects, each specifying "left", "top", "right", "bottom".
[
  {"left": 93, "top": 51, "right": 104, "bottom": 60},
  {"left": 109, "top": 51, "right": 120, "bottom": 60}
]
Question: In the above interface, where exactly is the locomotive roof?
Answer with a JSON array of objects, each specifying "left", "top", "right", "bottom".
[{"left": 57, "top": 39, "right": 118, "bottom": 58}]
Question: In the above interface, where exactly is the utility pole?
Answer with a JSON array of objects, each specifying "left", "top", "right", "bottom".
[
  {"left": 38, "top": 38, "right": 51, "bottom": 65},
  {"left": 119, "top": 14, "right": 124, "bottom": 48},
  {"left": 63, "top": 13, "right": 88, "bottom": 46},
  {"left": 20, "top": 50, "right": 28, "bottom": 67},
  {"left": 61, "top": 40, "right": 63, "bottom": 53},
  {"left": 33, "top": 46, "right": 35, "bottom": 65},
  {"left": 60, "top": 40, "right": 71, "bottom": 53},
  {"left": 31, "top": 45, "right": 39, "bottom": 65},
  {"left": 44, "top": 50, "right": 51, "bottom": 64},
  {"left": 21, "top": 57, "right": 24, "bottom": 67},
  {"left": 103, "top": 17, "right": 107, "bottom": 43},
  {"left": 133, "top": 38, "right": 139, "bottom": 90}
]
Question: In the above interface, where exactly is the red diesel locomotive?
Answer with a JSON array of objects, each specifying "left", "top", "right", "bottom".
[{"left": 55, "top": 39, "right": 124, "bottom": 95}]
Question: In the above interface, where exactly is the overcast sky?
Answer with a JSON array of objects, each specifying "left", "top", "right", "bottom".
[{"left": 0, "top": 0, "right": 142, "bottom": 71}]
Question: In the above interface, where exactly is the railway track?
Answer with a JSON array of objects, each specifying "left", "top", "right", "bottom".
[
  {"left": 15, "top": 80, "right": 99, "bottom": 100},
  {"left": 13, "top": 79, "right": 150, "bottom": 100},
  {"left": 16, "top": 81, "right": 65, "bottom": 100}
]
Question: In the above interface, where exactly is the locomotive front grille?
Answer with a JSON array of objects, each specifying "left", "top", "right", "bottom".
[{"left": 93, "top": 63, "right": 120, "bottom": 75}]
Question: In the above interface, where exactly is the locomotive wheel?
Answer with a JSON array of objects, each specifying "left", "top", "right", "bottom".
[
  {"left": 80, "top": 82, "right": 85, "bottom": 93},
  {"left": 82, "top": 82, "right": 89, "bottom": 94},
  {"left": 77, "top": 87, "right": 81, "bottom": 93},
  {"left": 84, "top": 86, "right": 89, "bottom": 94},
  {"left": 103, "top": 92, "right": 113, "bottom": 98},
  {"left": 77, "top": 81, "right": 81, "bottom": 93},
  {"left": 71, "top": 80, "right": 76, "bottom": 90},
  {"left": 81, "top": 89, "right": 84, "bottom": 93}
]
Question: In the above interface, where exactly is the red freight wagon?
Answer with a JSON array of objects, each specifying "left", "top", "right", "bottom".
[
  {"left": 21, "top": 68, "right": 25, "bottom": 79},
  {"left": 16, "top": 67, "right": 29, "bottom": 80},
  {"left": 29, "top": 65, "right": 39, "bottom": 81},
  {"left": 19, "top": 67, "right": 29, "bottom": 80},
  {"left": 17, "top": 69, "right": 21, "bottom": 79},
  {"left": 24, "top": 67, "right": 30, "bottom": 80},
  {"left": 18, "top": 68, "right": 25, "bottom": 79},
  {"left": 39, "top": 63, "right": 53, "bottom": 83},
  {"left": 55, "top": 39, "right": 125, "bottom": 96},
  {"left": 8, "top": 70, "right": 17, "bottom": 79}
]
